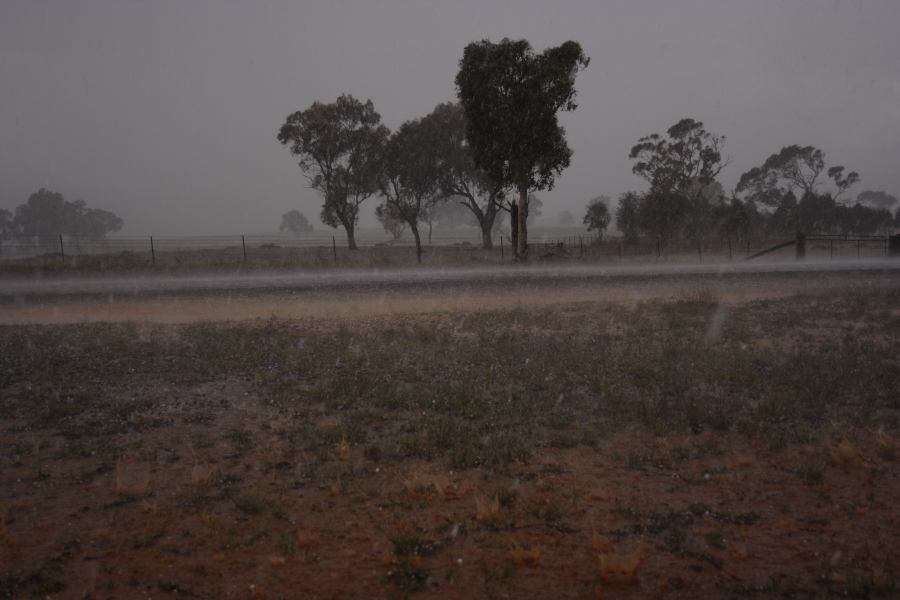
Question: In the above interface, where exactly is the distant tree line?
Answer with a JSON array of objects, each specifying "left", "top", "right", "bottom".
[
  {"left": 585, "top": 121, "right": 898, "bottom": 246},
  {"left": 0, "top": 188, "right": 124, "bottom": 252},
  {"left": 277, "top": 38, "right": 896, "bottom": 261}
]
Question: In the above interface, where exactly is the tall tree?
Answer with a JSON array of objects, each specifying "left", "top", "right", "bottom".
[
  {"left": 736, "top": 145, "right": 859, "bottom": 206},
  {"left": 628, "top": 118, "right": 728, "bottom": 244},
  {"left": 279, "top": 210, "right": 313, "bottom": 234},
  {"left": 277, "top": 94, "right": 388, "bottom": 250},
  {"left": 456, "top": 38, "right": 589, "bottom": 259},
  {"left": 429, "top": 103, "right": 506, "bottom": 249},
  {"left": 377, "top": 115, "right": 443, "bottom": 263}
]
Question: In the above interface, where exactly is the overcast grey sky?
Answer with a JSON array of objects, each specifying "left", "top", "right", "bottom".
[{"left": 1, "top": 0, "right": 898, "bottom": 235}]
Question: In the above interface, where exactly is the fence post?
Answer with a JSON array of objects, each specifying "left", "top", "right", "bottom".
[
  {"left": 727, "top": 238, "right": 733, "bottom": 261},
  {"left": 500, "top": 235, "right": 504, "bottom": 260},
  {"left": 796, "top": 232, "right": 806, "bottom": 261},
  {"left": 857, "top": 239, "right": 860, "bottom": 258},
  {"left": 59, "top": 234, "right": 65, "bottom": 264},
  {"left": 150, "top": 236, "right": 156, "bottom": 266},
  {"left": 241, "top": 235, "right": 247, "bottom": 263},
  {"left": 829, "top": 239, "right": 833, "bottom": 259},
  {"left": 332, "top": 235, "right": 337, "bottom": 264},
  {"left": 579, "top": 236, "right": 584, "bottom": 258}
]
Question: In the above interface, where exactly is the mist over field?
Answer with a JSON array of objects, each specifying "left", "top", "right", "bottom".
[{"left": 1, "top": 0, "right": 899, "bottom": 236}]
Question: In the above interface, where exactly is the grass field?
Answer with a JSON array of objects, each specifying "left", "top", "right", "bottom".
[{"left": 1, "top": 286, "right": 898, "bottom": 598}]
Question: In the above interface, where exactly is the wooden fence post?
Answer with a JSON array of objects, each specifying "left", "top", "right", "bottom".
[
  {"left": 796, "top": 232, "right": 806, "bottom": 260},
  {"left": 332, "top": 235, "right": 337, "bottom": 264},
  {"left": 150, "top": 236, "right": 156, "bottom": 266},
  {"left": 241, "top": 235, "right": 247, "bottom": 263},
  {"left": 500, "top": 235, "right": 504, "bottom": 260},
  {"left": 59, "top": 234, "right": 65, "bottom": 264}
]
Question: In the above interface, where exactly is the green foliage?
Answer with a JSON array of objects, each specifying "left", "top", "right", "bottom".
[
  {"left": 455, "top": 38, "right": 589, "bottom": 255},
  {"left": 277, "top": 94, "right": 388, "bottom": 248},
  {"left": 377, "top": 107, "right": 448, "bottom": 261}
]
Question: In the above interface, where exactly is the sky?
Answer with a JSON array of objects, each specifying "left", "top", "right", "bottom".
[{"left": 1, "top": 0, "right": 898, "bottom": 235}]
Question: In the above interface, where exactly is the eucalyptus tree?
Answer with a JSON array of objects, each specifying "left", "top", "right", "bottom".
[
  {"left": 456, "top": 38, "right": 589, "bottom": 259},
  {"left": 736, "top": 145, "right": 859, "bottom": 206},
  {"left": 429, "top": 103, "right": 506, "bottom": 249},
  {"left": 628, "top": 118, "right": 728, "bottom": 244},
  {"left": 277, "top": 94, "right": 388, "bottom": 249},
  {"left": 377, "top": 114, "right": 443, "bottom": 263}
]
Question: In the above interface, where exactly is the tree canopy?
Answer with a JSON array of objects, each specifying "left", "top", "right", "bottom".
[
  {"left": 428, "top": 102, "right": 506, "bottom": 249},
  {"left": 10, "top": 188, "right": 123, "bottom": 244},
  {"left": 377, "top": 108, "right": 445, "bottom": 262},
  {"left": 736, "top": 145, "right": 859, "bottom": 206},
  {"left": 583, "top": 197, "right": 611, "bottom": 237},
  {"left": 628, "top": 119, "right": 728, "bottom": 244},
  {"left": 629, "top": 118, "right": 728, "bottom": 198},
  {"left": 455, "top": 38, "right": 589, "bottom": 259},
  {"left": 277, "top": 94, "right": 388, "bottom": 249}
]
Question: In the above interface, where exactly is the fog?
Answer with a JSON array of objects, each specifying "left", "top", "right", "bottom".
[{"left": 1, "top": 0, "right": 899, "bottom": 235}]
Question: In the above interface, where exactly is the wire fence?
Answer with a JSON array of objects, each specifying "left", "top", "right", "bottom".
[{"left": 0, "top": 229, "right": 894, "bottom": 269}]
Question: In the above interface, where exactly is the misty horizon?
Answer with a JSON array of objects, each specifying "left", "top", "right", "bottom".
[{"left": 2, "top": 0, "right": 899, "bottom": 236}]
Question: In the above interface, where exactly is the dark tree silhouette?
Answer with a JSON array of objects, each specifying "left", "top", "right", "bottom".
[
  {"left": 277, "top": 95, "right": 388, "bottom": 249},
  {"left": 377, "top": 114, "right": 443, "bottom": 263},
  {"left": 456, "top": 38, "right": 589, "bottom": 259},
  {"left": 736, "top": 145, "right": 859, "bottom": 206},
  {"left": 583, "top": 197, "right": 610, "bottom": 239},
  {"left": 429, "top": 103, "right": 506, "bottom": 249}
]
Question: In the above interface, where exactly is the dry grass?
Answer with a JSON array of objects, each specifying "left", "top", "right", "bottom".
[{"left": 0, "top": 284, "right": 898, "bottom": 598}]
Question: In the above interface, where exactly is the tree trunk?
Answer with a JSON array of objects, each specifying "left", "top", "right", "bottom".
[
  {"left": 516, "top": 187, "right": 529, "bottom": 260},
  {"left": 510, "top": 203, "right": 519, "bottom": 257},
  {"left": 480, "top": 221, "right": 494, "bottom": 250},
  {"left": 344, "top": 223, "right": 358, "bottom": 250},
  {"left": 410, "top": 222, "right": 423, "bottom": 264}
]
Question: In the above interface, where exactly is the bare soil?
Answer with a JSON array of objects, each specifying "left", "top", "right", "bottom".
[{"left": 1, "top": 279, "right": 898, "bottom": 599}]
